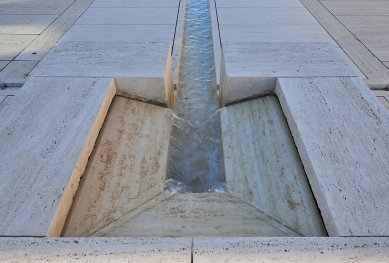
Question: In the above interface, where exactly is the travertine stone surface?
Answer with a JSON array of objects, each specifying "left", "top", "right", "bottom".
[
  {"left": 275, "top": 77, "right": 389, "bottom": 236},
  {"left": 221, "top": 96, "right": 326, "bottom": 236},
  {"left": 0, "top": 77, "right": 116, "bottom": 236},
  {"left": 216, "top": 0, "right": 303, "bottom": 8},
  {"left": 93, "top": 193, "right": 300, "bottom": 237},
  {"left": 91, "top": 0, "right": 180, "bottom": 8},
  {"left": 0, "top": 35, "right": 35, "bottom": 60},
  {"left": 194, "top": 237, "right": 389, "bottom": 262},
  {"left": 63, "top": 97, "right": 172, "bottom": 237},
  {"left": 0, "top": 0, "right": 75, "bottom": 15},
  {"left": 0, "top": 237, "right": 191, "bottom": 262},
  {"left": 220, "top": 43, "right": 356, "bottom": 105},
  {"left": 0, "top": 60, "right": 38, "bottom": 87},
  {"left": 76, "top": 8, "right": 178, "bottom": 25},
  {"left": 0, "top": 15, "right": 56, "bottom": 34}
]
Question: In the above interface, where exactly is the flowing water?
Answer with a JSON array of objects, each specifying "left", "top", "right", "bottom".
[{"left": 165, "top": 0, "right": 225, "bottom": 193}]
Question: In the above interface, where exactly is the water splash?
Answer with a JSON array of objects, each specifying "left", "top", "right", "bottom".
[{"left": 165, "top": 0, "right": 225, "bottom": 193}]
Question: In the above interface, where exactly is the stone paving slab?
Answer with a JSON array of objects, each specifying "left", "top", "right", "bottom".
[
  {"left": 221, "top": 96, "right": 326, "bottom": 236},
  {"left": 0, "top": 15, "right": 56, "bottom": 35},
  {"left": 0, "top": 237, "right": 191, "bottom": 262},
  {"left": 220, "top": 43, "right": 357, "bottom": 105},
  {"left": 30, "top": 41, "right": 169, "bottom": 78},
  {"left": 216, "top": 0, "right": 303, "bottom": 8},
  {"left": 0, "top": 77, "right": 115, "bottom": 236},
  {"left": 193, "top": 237, "right": 389, "bottom": 262},
  {"left": 0, "top": 0, "right": 75, "bottom": 15},
  {"left": 374, "top": 90, "right": 389, "bottom": 109},
  {"left": 76, "top": 7, "right": 178, "bottom": 25},
  {"left": 63, "top": 97, "right": 172, "bottom": 237},
  {"left": 217, "top": 7, "right": 320, "bottom": 26},
  {"left": 301, "top": 0, "right": 389, "bottom": 85},
  {"left": 61, "top": 24, "right": 174, "bottom": 43},
  {"left": 15, "top": 0, "right": 95, "bottom": 61},
  {"left": 322, "top": 0, "right": 389, "bottom": 16},
  {"left": 219, "top": 24, "right": 334, "bottom": 44},
  {"left": 275, "top": 77, "right": 389, "bottom": 236},
  {"left": 0, "top": 35, "right": 35, "bottom": 60},
  {"left": 0, "top": 61, "right": 8, "bottom": 71},
  {"left": 91, "top": 0, "right": 180, "bottom": 8},
  {"left": 337, "top": 16, "right": 389, "bottom": 61},
  {"left": 0, "top": 60, "right": 38, "bottom": 87}
]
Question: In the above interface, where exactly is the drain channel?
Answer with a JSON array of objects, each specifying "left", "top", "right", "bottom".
[{"left": 165, "top": 0, "right": 225, "bottom": 193}]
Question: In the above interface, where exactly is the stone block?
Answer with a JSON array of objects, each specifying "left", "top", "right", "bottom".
[
  {"left": 0, "top": 237, "right": 191, "bottom": 262},
  {"left": 220, "top": 43, "right": 357, "bottom": 105},
  {"left": 193, "top": 237, "right": 389, "bottom": 262},
  {"left": 0, "top": 77, "right": 116, "bottom": 236},
  {"left": 63, "top": 97, "right": 173, "bottom": 236},
  {"left": 275, "top": 77, "right": 389, "bottom": 236},
  {"left": 221, "top": 96, "right": 326, "bottom": 236}
]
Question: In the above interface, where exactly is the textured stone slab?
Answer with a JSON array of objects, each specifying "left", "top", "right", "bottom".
[
  {"left": 374, "top": 90, "right": 389, "bottom": 109},
  {"left": 0, "top": 61, "right": 8, "bottom": 71},
  {"left": 275, "top": 77, "right": 389, "bottom": 236},
  {"left": 76, "top": 8, "right": 178, "bottom": 25},
  {"left": 61, "top": 24, "right": 174, "bottom": 43},
  {"left": 322, "top": 0, "right": 389, "bottom": 16},
  {"left": 0, "top": 77, "right": 115, "bottom": 236},
  {"left": 0, "top": 87, "right": 19, "bottom": 96},
  {"left": 0, "top": 35, "right": 35, "bottom": 60},
  {"left": 300, "top": 0, "right": 389, "bottom": 84},
  {"left": 0, "top": 15, "right": 56, "bottom": 34},
  {"left": 193, "top": 237, "right": 389, "bottom": 262},
  {"left": 34, "top": 40, "right": 168, "bottom": 88},
  {"left": 220, "top": 43, "right": 357, "bottom": 105},
  {"left": 91, "top": 0, "right": 179, "bottom": 8},
  {"left": 0, "top": 60, "right": 38, "bottom": 87},
  {"left": 337, "top": 16, "right": 389, "bottom": 61},
  {"left": 93, "top": 193, "right": 299, "bottom": 237},
  {"left": 63, "top": 97, "right": 172, "bottom": 236},
  {"left": 219, "top": 24, "right": 333, "bottom": 44},
  {"left": 16, "top": 0, "right": 95, "bottom": 61},
  {"left": 0, "top": 237, "right": 191, "bottom": 262},
  {"left": 217, "top": 7, "right": 319, "bottom": 26},
  {"left": 216, "top": 0, "right": 303, "bottom": 7},
  {"left": 0, "top": 0, "right": 75, "bottom": 15},
  {"left": 221, "top": 96, "right": 326, "bottom": 236},
  {"left": 31, "top": 41, "right": 171, "bottom": 104}
]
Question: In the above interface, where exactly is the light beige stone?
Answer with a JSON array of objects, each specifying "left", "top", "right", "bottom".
[
  {"left": 193, "top": 237, "right": 389, "bottom": 262},
  {"left": 76, "top": 8, "right": 178, "bottom": 25},
  {"left": 275, "top": 77, "right": 389, "bottom": 236},
  {"left": 0, "top": 60, "right": 38, "bottom": 87},
  {"left": 221, "top": 96, "right": 326, "bottom": 236},
  {"left": 0, "top": 35, "right": 35, "bottom": 60},
  {"left": 0, "top": 237, "right": 191, "bottom": 262},
  {"left": 91, "top": 0, "right": 180, "bottom": 8},
  {"left": 63, "top": 97, "right": 173, "bottom": 236},
  {"left": 16, "top": 0, "right": 95, "bottom": 61},
  {"left": 93, "top": 193, "right": 300, "bottom": 237},
  {"left": 0, "top": 15, "right": 56, "bottom": 34},
  {"left": 220, "top": 43, "right": 356, "bottom": 105},
  {"left": 0, "top": 77, "right": 116, "bottom": 236},
  {"left": 0, "top": 0, "right": 75, "bottom": 15}
]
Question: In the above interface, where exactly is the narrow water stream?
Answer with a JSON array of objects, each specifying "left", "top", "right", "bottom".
[{"left": 165, "top": 0, "right": 225, "bottom": 193}]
